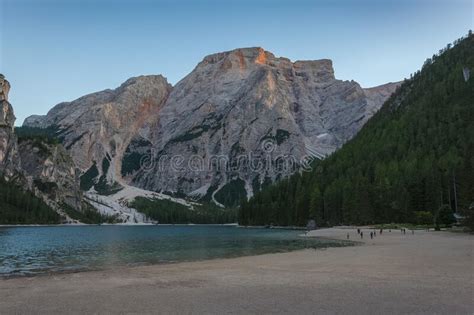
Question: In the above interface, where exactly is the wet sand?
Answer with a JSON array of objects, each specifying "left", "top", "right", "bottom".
[{"left": 0, "top": 228, "right": 473, "bottom": 314}]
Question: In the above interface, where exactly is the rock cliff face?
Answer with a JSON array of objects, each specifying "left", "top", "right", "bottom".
[
  {"left": 24, "top": 76, "right": 171, "bottom": 193},
  {"left": 18, "top": 139, "right": 82, "bottom": 211},
  {"left": 0, "top": 74, "right": 83, "bottom": 222},
  {"left": 0, "top": 74, "right": 20, "bottom": 178},
  {"left": 24, "top": 48, "right": 400, "bottom": 206}
]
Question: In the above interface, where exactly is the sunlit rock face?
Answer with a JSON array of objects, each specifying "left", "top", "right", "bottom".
[{"left": 24, "top": 48, "right": 399, "bottom": 205}]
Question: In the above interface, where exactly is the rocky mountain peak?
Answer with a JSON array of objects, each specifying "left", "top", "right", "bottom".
[
  {"left": 0, "top": 74, "right": 15, "bottom": 129},
  {"left": 202, "top": 47, "right": 274, "bottom": 67},
  {"left": 117, "top": 75, "right": 170, "bottom": 94},
  {"left": 293, "top": 59, "right": 335, "bottom": 81},
  {"left": 195, "top": 47, "right": 336, "bottom": 87},
  {"left": 0, "top": 74, "right": 11, "bottom": 102}
]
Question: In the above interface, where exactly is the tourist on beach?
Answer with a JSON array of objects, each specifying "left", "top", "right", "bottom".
[
  {"left": 380, "top": 229, "right": 383, "bottom": 235},
  {"left": 370, "top": 232, "right": 373, "bottom": 239},
  {"left": 357, "top": 228, "right": 360, "bottom": 234},
  {"left": 347, "top": 233, "right": 350, "bottom": 239},
  {"left": 360, "top": 232, "right": 363, "bottom": 239}
]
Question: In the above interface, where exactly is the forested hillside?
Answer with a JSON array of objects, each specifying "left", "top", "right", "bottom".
[
  {"left": 0, "top": 178, "right": 60, "bottom": 224},
  {"left": 239, "top": 32, "right": 474, "bottom": 228}
]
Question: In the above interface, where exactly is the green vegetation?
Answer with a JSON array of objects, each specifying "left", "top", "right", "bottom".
[
  {"left": 93, "top": 157, "right": 123, "bottom": 195},
  {"left": 214, "top": 179, "right": 247, "bottom": 208},
  {"left": 373, "top": 223, "right": 434, "bottom": 230},
  {"left": 62, "top": 202, "right": 119, "bottom": 224},
  {"left": 80, "top": 162, "right": 99, "bottom": 191},
  {"left": 170, "top": 113, "right": 224, "bottom": 143},
  {"left": 17, "top": 132, "right": 57, "bottom": 157},
  {"left": 252, "top": 176, "right": 272, "bottom": 195},
  {"left": 94, "top": 179, "right": 123, "bottom": 196},
  {"left": 171, "top": 123, "right": 221, "bottom": 143},
  {"left": 199, "top": 184, "right": 218, "bottom": 203},
  {"left": 240, "top": 33, "right": 474, "bottom": 230},
  {"left": 121, "top": 151, "right": 146, "bottom": 176},
  {"left": 121, "top": 138, "right": 152, "bottom": 176},
  {"left": 130, "top": 197, "right": 237, "bottom": 224},
  {"left": 0, "top": 177, "right": 60, "bottom": 224},
  {"left": 435, "top": 204, "right": 456, "bottom": 228},
  {"left": 275, "top": 129, "right": 290, "bottom": 145},
  {"left": 413, "top": 211, "right": 433, "bottom": 225},
  {"left": 15, "top": 126, "right": 62, "bottom": 145},
  {"left": 79, "top": 158, "right": 123, "bottom": 195},
  {"left": 461, "top": 202, "right": 474, "bottom": 231}
]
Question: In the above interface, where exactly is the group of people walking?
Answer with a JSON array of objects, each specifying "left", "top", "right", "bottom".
[
  {"left": 353, "top": 228, "right": 380, "bottom": 239},
  {"left": 346, "top": 227, "right": 413, "bottom": 240}
]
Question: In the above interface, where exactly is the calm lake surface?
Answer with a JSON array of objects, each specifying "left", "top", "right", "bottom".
[{"left": 0, "top": 225, "right": 352, "bottom": 276}]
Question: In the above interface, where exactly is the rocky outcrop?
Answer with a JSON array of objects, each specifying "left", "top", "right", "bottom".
[
  {"left": 0, "top": 75, "right": 84, "bottom": 222},
  {"left": 24, "top": 48, "right": 400, "bottom": 207},
  {"left": 25, "top": 75, "right": 172, "bottom": 193},
  {"left": 18, "top": 139, "right": 82, "bottom": 211},
  {"left": 0, "top": 74, "right": 20, "bottom": 178}
]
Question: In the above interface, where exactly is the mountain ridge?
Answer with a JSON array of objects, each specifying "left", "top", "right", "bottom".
[{"left": 23, "top": 47, "right": 400, "bottom": 209}]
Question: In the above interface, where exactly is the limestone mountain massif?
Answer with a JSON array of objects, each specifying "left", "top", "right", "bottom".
[
  {"left": 129, "top": 48, "right": 399, "bottom": 204},
  {"left": 23, "top": 47, "right": 400, "bottom": 209}
]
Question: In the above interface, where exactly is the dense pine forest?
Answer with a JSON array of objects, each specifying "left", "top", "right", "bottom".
[
  {"left": 239, "top": 33, "right": 474, "bottom": 229},
  {"left": 0, "top": 177, "right": 60, "bottom": 224},
  {"left": 130, "top": 197, "right": 238, "bottom": 224}
]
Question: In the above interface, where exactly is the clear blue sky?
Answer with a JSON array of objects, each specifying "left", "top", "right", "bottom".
[{"left": 1, "top": 0, "right": 472, "bottom": 125}]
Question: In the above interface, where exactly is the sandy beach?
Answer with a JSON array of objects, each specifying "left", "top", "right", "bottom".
[{"left": 0, "top": 228, "right": 473, "bottom": 314}]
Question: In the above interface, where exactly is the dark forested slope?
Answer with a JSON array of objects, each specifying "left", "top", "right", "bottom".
[
  {"left": 239, "top": 32, "right": 474, "bottom": 227},
  {"left": 0, "top": 177, "right": 60, "bottom": 224}
]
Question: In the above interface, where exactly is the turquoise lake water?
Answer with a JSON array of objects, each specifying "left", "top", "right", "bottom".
[{"left": 0, "top": 225, "right": 352, "bottom": 276}]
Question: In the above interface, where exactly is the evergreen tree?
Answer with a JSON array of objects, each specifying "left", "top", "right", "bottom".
[{"left": 239, "top": 32, "right": 474, "bottom": 227}]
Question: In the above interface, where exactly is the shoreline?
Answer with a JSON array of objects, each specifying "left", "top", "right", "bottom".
[
  {"left": 0, "top": 243, "right": 358, "bottom": 281},
  {"left": 1, "top": 228, "right": 472, "bottom": 313},
  {"left": 0, "top": 223, "right": 240, "bottom": 227},
  {"left": 1, "top": 231, "right": 356, "bottom": 279}
]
